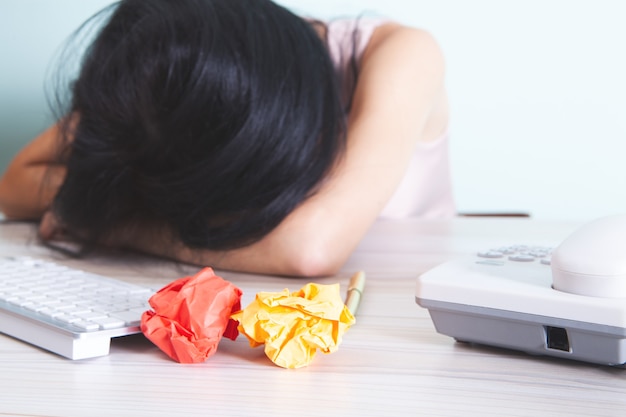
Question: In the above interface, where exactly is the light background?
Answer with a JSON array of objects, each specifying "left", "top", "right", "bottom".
[{"left": 1, "top": 0, "right": 625, "bottom": 222}]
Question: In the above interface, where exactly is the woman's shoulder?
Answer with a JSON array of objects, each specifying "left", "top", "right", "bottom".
[
  {"left": 325, "top": 15, "right": 443, "bottom": 75},
  {"left": 364, "top": 21, "right": 443, "bottom": 65},
  {"left": 357, "top": 21, "right": 446, "bottom": 100}
]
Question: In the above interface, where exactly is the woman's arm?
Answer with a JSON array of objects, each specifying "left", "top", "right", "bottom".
[
  {"left": 0, "top": 124, "right": 67, "bottom": 220},
  {"left": 127, "top": 24, "right": 449, "bottom": 276}
]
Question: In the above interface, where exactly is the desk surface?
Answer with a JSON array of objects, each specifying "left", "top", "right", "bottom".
[{"left": 1, "top": 217, "right": 626, "bottom": 417}]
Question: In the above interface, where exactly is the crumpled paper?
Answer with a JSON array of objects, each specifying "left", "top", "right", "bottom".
[
  {"left": 141, "top": 267, "right": 242, "bottom": 363},
  {"left": 231, "top": 283, "right": 355, "bottom": 369}
]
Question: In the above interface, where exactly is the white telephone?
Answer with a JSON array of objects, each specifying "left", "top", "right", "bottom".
[{"left": 416, "top": 214, "right": 626, "bottom": 367}]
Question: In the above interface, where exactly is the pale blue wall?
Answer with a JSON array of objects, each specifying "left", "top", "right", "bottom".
[
  {"left": 0, "top": 0, "right": 114, "bottom": 172},
  {"left": 2, "top": 1, "right": 626, "bottom": 221}
]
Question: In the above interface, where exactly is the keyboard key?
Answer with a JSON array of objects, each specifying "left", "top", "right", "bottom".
[
  {"left": 477, "top": 251, "right": 504, "bottom": 258},
  {"left": 111, "top": 309, "right": 145, "bottom": 325},
  {"left": 71, "top": 320, "right": 101, "bottom": 331},
  {"left": 75, "top": 311, "right": 109, "bottom": 321},
  {"left": 509, "top": 254, "right": 536, "bottom": 262},
  {"left": 53, "top": 313, "right": 82, "bottom": 324},
  {"left": 92, "top": 317, "right": 126, "bottom": 330}
]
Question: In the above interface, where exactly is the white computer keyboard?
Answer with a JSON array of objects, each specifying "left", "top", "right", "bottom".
[{"left": 0, "top": 256, "right": 154, "bottom": 360}]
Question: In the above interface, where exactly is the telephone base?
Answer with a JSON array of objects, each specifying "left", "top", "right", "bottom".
[
  {"left": 416, "top": 250, "right": 626, "bottom": 367},
  {"left": 417, "top": 297, "right": 626, "bottom": 366}
]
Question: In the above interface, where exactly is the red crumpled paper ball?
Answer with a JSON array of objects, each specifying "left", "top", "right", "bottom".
[{"left": 141, "top": 267, "right": 242, "bottom": 363}]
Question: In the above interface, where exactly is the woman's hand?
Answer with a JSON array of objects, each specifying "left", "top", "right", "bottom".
[
  {"left": 0, "top": 123, "right": 68, "bottom": 220},
  {"left": 38, "top": 210, "right": 66, "bottom": 241}
]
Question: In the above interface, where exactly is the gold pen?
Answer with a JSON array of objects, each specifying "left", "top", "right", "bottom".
[{"left": 345, "top": 271, "right": 366, "bottom": 316}]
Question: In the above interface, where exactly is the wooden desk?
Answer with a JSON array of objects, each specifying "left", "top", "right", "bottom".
[{"left": 1, "top": 218, "right": 626, "bottom": 417}]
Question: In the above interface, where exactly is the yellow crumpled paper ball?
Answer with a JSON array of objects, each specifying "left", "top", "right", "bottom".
[{"left": 231, "top": 283, "right": 355, "bottom": 369}]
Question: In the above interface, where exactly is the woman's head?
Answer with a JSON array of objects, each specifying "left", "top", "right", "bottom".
[{"left": 53, "top": 0, "right": 345, "bottom": 250}]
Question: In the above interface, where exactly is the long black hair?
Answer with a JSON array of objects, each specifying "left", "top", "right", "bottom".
[{"left": 51, "top": 0, "right": 346, "bottom": 251}]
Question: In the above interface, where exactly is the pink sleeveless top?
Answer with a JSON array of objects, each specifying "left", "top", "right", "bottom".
[{"left": 325, "top": 18, "right": 456, "bottom": 219}]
